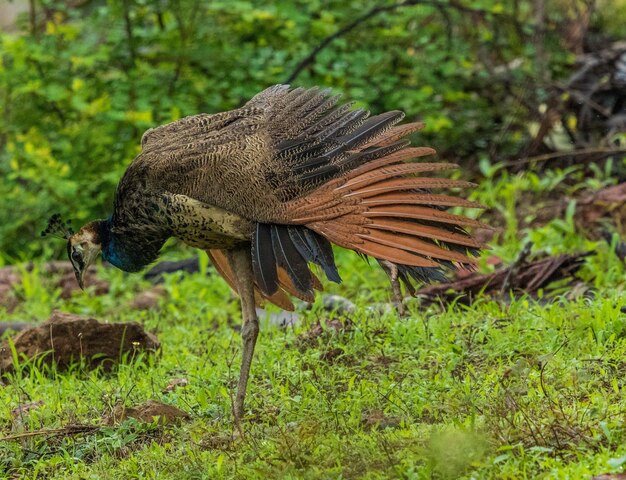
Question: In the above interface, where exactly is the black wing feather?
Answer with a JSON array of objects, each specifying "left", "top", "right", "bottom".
[
  {"left": 271, "top": 225, "right": 313, "bottom": 294},
  {"left": 288, "top": 227, "right": 341, "bottom": 284},
  {"left": 252, "top": 223, "right": 279, "bottom": 295},
  {"left": 304, "top": 229, "right": 341, "bottom": 283},
  {"left": 288, "top": 227, "right": 315, "bottom": 261}
]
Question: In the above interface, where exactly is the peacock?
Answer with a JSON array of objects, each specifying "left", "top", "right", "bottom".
[{"left": 43, "top": 85, "right": 485, "bottom": 421}]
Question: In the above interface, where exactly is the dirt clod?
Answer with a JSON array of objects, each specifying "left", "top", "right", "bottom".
[
  {"left": 0, "top": 311, "right": 159, "bottom": 374},
  {"left": 106, "top": 400, "right": 189, "bottom": 425}
]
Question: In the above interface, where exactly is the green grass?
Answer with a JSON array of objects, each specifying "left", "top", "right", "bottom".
[{"left": 2, "top": 170, "right": 626, "bottom": 479}]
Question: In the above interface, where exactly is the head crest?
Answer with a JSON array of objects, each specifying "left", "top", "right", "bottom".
[{"left": 41, "top": 213, "right": 74, "bottom": 240}]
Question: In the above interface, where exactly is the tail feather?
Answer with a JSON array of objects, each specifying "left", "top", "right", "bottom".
[
  {"left": 357, "top": 228, "right": 477, "bottom": 263},
  {"left": 226, "top": 87, "right": 485, "bottom": 305},
  {"left": 367, "top": 218, "right": 484, "bottom": 248},
  {"left": 288, "top": 227, "right": 341, "bottom": 283},
  {"left": 339, "top": 162, "right": 459, "bottom": 191},
  {"left": 360, "top": 192, "right": 485, "bottom": 209},
  {"left": 276, "top": 266, "right": 319, "bottom": 303},
  {"left": 363, "top": 205, "right": 486, "bottom": 228},
  {"left": 347, "top": 240, "right": 440, "bottom": 267},
  {"left": 295, "top": 93, "right": 342, "bottom": 133},
  {"left": 281, "top": 121, "right": 486, "bottom": 285},
  {"left": 334, "top": 112, "right": 404, "bottom": 152},
  {"left": 252, "top": 223, "right": 279, "bottom": 295},
  {"left": 360, "top": 122, "right": 425, "bottom": 148},
  {"left": 304, "top": 229, "right": 342, "bottom": 283},
  {"left": 271, "top": 105, "right": 404, "bottom": 199},
  {"left": 334, "top": 146, "right": 437, "bottom": 181},
  {"left": 346, "top": 178, "right": 477, "bottom": 198}
]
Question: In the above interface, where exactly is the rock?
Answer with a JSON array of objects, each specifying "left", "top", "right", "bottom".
[
  {"left": 0, "top": 311, "right": 159, "bottom": 374},
  {"left": 256, "top": 308, "right": 300, "bottom": 328},
  {"left": 321, "top": 295, "right": 356, "bottom": 314},
  {"left": 106, "top": 400, "right": 189, "bottom": 425},
  {"left": 143, "top": 258, "right": 201, "bottom": 283}
]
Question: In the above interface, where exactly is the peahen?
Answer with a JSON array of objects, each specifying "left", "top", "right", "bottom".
[{"left": 44, "top": 85, "right": 485, "bottom": 421}]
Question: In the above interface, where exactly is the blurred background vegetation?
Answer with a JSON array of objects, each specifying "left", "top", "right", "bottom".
[{"left": 1, "top": 0, "right": 625, "bottom": 260}]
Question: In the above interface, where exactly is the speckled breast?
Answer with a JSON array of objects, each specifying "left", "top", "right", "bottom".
[{"left": 164, "top": 193, "right": 254, "bottom": 250}]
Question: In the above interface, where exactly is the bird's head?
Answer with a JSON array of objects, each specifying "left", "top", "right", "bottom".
[
  {"left": 67, "top": 222, "right": 103, "bottom": 289},
  {"left": 42, "top": 215, "right": 103, "bottom": 290}
]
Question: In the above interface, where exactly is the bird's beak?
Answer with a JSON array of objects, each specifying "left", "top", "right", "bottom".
[{"left": 74, "top": 268, "right": 85, "bottom": 290}]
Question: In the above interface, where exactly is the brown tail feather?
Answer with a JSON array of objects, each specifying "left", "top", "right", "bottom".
[
  {"left": 346, "top": 178, "right": 477, "bottom": 198},
  {"left": 367, "top": 218, "right": 484, "bottom": 248},
  {"left": 339, "top": 163, "right": 458, "bottom": 190},
  {"left": 360, "top": 192, "right": 485, "bottom": 209},
  {"left": 347, "top": 240, "right": 440, "bottom": 267},
  {"left": 360, "top": 122, "right": 425, "bottom": 149},
  {"left": 363, "top": 205, "right": 486, "bottom": 228},
  {"left": 322, "top": 147, "right": 437, "bottom": 190},
  {"left": 283, "top": 127, "right": 484, "bottom": 274},
  {"left": 357, "top": 229, "right": 477, "bottom": 263}
]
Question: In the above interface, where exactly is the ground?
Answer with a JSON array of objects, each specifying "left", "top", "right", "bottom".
[{"left": 1, "top": 172, "right": 626, "bottom": 479}]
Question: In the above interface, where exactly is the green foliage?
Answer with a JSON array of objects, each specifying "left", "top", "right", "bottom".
[
  {"left": 0, "top": 0, "right": 578, "bottom": 257},
  {"left": 1, "top": 233, "right": 626, "bottom": 478}
]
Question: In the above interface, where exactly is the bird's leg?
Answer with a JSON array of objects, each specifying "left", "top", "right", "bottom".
[
  {"left": 227, "top": 247, "right": 259, "bottom": 423},
  {"left": 381, "top": 260, "right": 407, "bottom": 317}
]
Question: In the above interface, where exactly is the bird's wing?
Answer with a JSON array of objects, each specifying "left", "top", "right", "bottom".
[{"left": 118, "top": 85, "right": 407, "bottom": 224}]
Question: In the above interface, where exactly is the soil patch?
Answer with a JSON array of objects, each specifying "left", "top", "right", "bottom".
[
  {"left": 0, "top": 311, "right": 159, "bottom": 374},
  {"left": 106, "top": 400, "right": 189, "bottom": 425}
]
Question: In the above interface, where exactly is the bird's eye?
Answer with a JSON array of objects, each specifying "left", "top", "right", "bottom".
[{"left": 71, "top": 250, "right": 82, "bottom": 263}]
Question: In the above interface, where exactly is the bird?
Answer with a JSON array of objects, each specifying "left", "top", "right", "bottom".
[{"left": 43, "top": 85, "right": 485, "bottom": 422}]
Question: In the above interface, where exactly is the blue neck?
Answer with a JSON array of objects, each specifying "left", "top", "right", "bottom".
[{"left": 100, "top": 217, "right": 162, "bottom": 272}]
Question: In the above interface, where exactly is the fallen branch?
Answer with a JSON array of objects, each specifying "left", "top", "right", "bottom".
[
  {"left": 500, "top": 242, "right": 532, "bottom": 296},
  {"left": 0, "top": 424, "right": 101, "bottom": 442},
  {"left": 416, "top": 251, "right": 593, "bottom": 304}
]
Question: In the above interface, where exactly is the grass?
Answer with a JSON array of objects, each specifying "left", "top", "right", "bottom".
[{"left": 2, "top": 168, "right": 626, "bottom": 479}]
